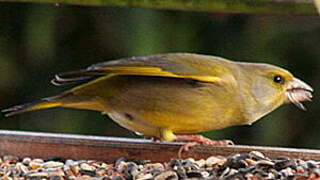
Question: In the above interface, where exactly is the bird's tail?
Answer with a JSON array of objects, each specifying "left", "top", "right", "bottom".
[
  {"left": 2, "top": 97, "right": 63, "bottom": 117},
  {"left": 2, "top": 92, "right": 108, "bottom": 117}
]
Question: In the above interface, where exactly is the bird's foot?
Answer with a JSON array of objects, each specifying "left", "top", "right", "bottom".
[{"left": 175, "top": 135, "right": 234, "bottom": 158}]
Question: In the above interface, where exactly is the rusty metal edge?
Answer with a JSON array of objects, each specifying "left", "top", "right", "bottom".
[{"left": 1, "top": 130, "right": 320, "bottom": 161}]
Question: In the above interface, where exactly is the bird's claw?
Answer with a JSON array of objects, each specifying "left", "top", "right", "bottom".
[{"left": 175, "top": 135, "right": 234, "bottom": 158}]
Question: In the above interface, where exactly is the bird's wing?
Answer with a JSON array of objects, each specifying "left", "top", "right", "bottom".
[{"left": 52, "top": 53, "right": 231, "bottom": 86}]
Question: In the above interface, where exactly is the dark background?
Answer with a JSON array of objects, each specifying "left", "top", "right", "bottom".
[{"left": 0, "top": 3, "right": 319, "bottom": 148}]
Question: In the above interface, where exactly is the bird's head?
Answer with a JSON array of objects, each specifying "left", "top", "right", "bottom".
[{"left": 236, "top": 62, "right": 313, "bottom": 122}]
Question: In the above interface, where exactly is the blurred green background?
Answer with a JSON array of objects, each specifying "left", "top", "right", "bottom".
[{"left": 0, "top": 3, "right": 319, "bottom": 148}]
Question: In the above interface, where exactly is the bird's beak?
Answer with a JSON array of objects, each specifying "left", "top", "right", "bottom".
[{"left": 284, "top": 78, "right": 313, "bottom": 110}]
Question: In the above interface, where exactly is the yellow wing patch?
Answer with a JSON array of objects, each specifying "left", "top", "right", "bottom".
[{"left": 101, "top": 66, "right": 221, "bottom": 83}]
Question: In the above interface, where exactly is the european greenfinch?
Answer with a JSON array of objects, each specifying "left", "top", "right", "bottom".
[{"left": 2, "top": 53, "right": 313, "bottom": 144}]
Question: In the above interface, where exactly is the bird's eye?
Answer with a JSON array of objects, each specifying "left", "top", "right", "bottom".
[{"left": 273, "top": 75, "right": 285, "bottom": 84}]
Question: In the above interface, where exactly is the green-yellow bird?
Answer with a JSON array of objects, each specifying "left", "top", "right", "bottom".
[{"left": 2, "top": 53, "right": 313, "bottom": 145}]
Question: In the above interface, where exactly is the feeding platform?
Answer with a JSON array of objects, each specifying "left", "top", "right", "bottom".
[
  {"left": 1, "top": 130, "right": 320, "bottom": 179},
  {"left": 1, "top": 130, "right": 320, "bottom": 162}
]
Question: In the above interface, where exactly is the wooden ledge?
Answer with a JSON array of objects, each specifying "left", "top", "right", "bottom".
[{"left": 0, "top": 130, "right": 320, "bottom": 162}]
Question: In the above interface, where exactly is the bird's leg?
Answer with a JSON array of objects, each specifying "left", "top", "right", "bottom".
[
  {"left": 175, "top": 135, "right": 233, "bottom": 145},
  {"left": 175, "top": 135, "right": 234, "bottom": 158}
]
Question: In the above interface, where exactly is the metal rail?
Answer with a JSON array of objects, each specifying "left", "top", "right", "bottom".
[
  {"left": 0, "top": 130, "right": 320, "bottom": 162},
  {"left": 0, "top": 0, "right": 317, "bottom": 15}
]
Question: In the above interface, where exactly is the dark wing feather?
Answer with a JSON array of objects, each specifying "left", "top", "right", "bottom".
[{"left": 51, "top": 69, "right": 105, "bottom": 86}]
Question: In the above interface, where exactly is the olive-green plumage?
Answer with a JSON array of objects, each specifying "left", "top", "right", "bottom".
[{"left": 3, "top": 53, "right": 313, "bottom": 141}]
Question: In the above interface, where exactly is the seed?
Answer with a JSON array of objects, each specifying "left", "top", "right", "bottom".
[
  {"left": 32, "top": 159, "right": 44, "bottom": 163},
  {"left": 80, "top": 163, "right": 95, "bottom": 171},
  {"left": 135, "top": 173, "right": 153, "bottom": 180},
  {"left": 195, "top": 159, "right": 206, "bottom": 167},
  {"left": 144, "top": 163, "right": 164, "bottom": 171},
  {"left": 43, "top": 161, "right": 64, "bottom": 168},
  {"left": 3, "top": 155, "right": 18, "bottom": 164},
  {"left": 245, "top": 158, "right": 257, "bottom": 166},
  {"left": 186, "top": 170, "right": 205, "bottom": 178},
  {"left": 15, "top": 163, "right": 29, "bottom": 175},
  {"left": 65, "top": 159, "right": 76, "bottom": 166},
  {"left": 274, "top": 159, "right": 297, "bottom": 170},
  {"left": 249, "top": 151, "right": 265, "bottom": 157},
  {"left": 29, "top": 162, "right": 42, "bottom": 169},
  {"left": 48, "top": 176, "right": 63, "bottom": 180},
  {"left": 79, "top": 169, "right": 96, "bottom": 176},
  {"left": 154, "top": 171, "right": 178, "bottom": 180},
  {"left": 206, "top": 156, "right": 223, "bottom": 167},
  {"left": 26, "top": 172, "right": 49, "bottom": 178},
  {"left": 70, "top": 165, "right": 80, "bottom": 175},
  {"left": 96, "top": 168, "right": 107, "bottom": 176},
  {"left": 256, "top": 160, "right": 275, "bottom": 166},
  {"left": 22, "top": 157, "right": 31, "bottom": 165},
  {"left": 63, "top": 166, "right": 74, "bottom": 176}
]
